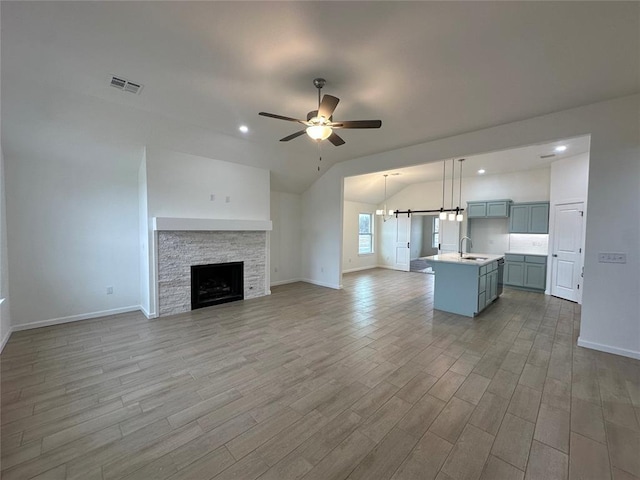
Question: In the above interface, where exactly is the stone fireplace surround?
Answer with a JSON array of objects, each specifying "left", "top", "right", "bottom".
[{"left": 154, "top": 218, "right": 271, "bottom": 317}]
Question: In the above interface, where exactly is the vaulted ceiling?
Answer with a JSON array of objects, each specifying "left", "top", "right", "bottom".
[{"left": 2, "top": 2, "right": 638, "bottom": 193}]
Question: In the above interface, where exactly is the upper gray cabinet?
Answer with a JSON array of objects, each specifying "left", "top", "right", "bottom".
[
  {"left": 509, "top": 202, "right": 549, "bottom": 233},
  {"left": 466, "top": 200, "right": 511, "bottom": 218}
]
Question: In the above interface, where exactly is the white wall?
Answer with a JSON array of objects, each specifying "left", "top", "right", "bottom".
[
  {"left": 271, "top": 191, "right": 302, "bottom": 285},
  {"left": 142, "top": 147, "right": 271, "bottom": 315},
  {"left": 342, "top": 200, "right": 378, "bottom": 272},
  {"left": 145, "top": 147, "right": 270, "bottom": 221},
  {"left": 301, "top": 167, "right": 343, "bottom": 289},
  {"left": 5, "top": 141, "right": 142, "bottom": 329},
  {"left": 301, "top": 94, "right": 640, "bottom": 359},
  {"left": 1, "top": 148, "right": 11, "bottom": 351},
  {"left": 548, "top": 152, "right": 590, "bottom": 298},
  {"left": 410, "top": 216, "right": 424, "bottom": 260}
]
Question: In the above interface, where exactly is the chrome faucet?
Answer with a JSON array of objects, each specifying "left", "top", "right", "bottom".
[{"left": 459, "top": 236, "right": 473, "bottom": 257}]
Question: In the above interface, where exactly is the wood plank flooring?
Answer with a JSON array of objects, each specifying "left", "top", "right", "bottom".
[{"left": 2, "top": 268, "right": 639, "bottom": 480}]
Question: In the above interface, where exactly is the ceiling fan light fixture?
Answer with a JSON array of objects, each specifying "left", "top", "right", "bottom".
[{"left": 306, "top": 125, "right": 332, "bottom": 141}]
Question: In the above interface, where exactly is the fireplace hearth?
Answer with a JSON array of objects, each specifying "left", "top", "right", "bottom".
[{"left": 191, "top": 262, "right": 244, "bottom": 310}]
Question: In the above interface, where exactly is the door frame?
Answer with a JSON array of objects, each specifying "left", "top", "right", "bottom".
[{"left": 548, "top": 200, "right": 586, "bottom": 303}]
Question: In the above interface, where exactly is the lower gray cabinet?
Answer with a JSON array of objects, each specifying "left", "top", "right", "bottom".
[
  {"left": 505, "top": 254, "right": 547, "bottom": 291},
  {"left": 505, "top": 261, "right": 525, "bottom": 286},
  {"left": 524, "top": 263, "right": 546, "bottom": 290},
  {"left": 477, "top": 260, "right": 500, "bottom": 311}
]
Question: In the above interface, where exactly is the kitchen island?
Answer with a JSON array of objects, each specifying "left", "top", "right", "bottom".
[{"left": 426, "top": 253, "right": 505, "bottom": 317}]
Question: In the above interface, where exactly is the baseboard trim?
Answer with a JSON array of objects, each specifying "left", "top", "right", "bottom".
[
  {"left": 11, "top": 305, "right": 143, "bottom": 332},
  {"left": 301, "top": 278, "right": 342, "bottom": 290},
  {"left": 376, "top": 265, "right": 397, "bottom": 270},
  {"left": 270, "top": 278, "right": 303, "bottom": 287},
  {"left": 577, "top": 337, "right": 640, "bottom": 360},
  {"left": 0, "top": 328, "right": 11, "bottom": 353},
  {"left": 139, "top": 305, "right": 157, "bottom": 319},
  {"left": 342, "top": 266, "right": 377, "bottom": 274}
]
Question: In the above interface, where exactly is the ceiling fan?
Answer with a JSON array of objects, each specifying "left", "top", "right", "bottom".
[{"left": 258, "top": 78, "right": 382, "bottom": 146}]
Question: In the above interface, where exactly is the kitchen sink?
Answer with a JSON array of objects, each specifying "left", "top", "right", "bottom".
[{"left": 462, "top": 256, "right": 488, "bottom": 261}]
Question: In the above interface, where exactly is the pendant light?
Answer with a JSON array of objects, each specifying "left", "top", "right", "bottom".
[
  {"left": 439, "top": 160, "right": 447, "bottom": 220},
  {"left": 456, "top": 158, "right": 465, "bottom": 222},
  {"left": 375, "top": 174, "right": 394, "bottom": 222},
  {"left": 448, "top": 159, "right": 456, "bottom": 221}
]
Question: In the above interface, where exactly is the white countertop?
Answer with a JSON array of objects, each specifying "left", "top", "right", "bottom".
[
  {"left": 506, "top": 252, "right": 548, "bottom": 256},
  {"left": 425, "top": 252, "right": 504, "bottom": 267}
]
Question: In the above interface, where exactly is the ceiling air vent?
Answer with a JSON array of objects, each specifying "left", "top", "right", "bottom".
[
  {"left": 540, "top": 153, "right": 556, "bottom": 159},
  {"left": 109, "top": 75, "right": 143, "bottom": 95}
]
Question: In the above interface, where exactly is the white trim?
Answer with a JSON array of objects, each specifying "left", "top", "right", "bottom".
[
  {"left": 139, "top": 304, "right": 157, "bottom": 319},
  {"left": 153, "top": 217, "right": 272, "bottom": 232},
  {"left": 342, "top": 265, "right": 378, "bottom": 274},
  {"left": 301, "top": 278, "right": 342, "bottom": 290},
  {"left": 11, "top": 305, "right": 142, "bottom": 332},
  {"left": 0, "top": 328, "right": 11, "bottom": 353},
  {"left": 577, "top": 337, "right": 640, "bottom": 360},
  {"left": 270, "top": 278, "right": 303, "bottom": 287}
]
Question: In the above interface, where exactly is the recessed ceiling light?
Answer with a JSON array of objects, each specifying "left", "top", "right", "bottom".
[
  {"left": 554, "top": 145, "right": 567, "bottom": 152},
  {"left": 478, "top": 169, "right": 486, "bottom": 174},
  {"left": 239, "top": 125, "right": 249, "bottom": 133}
]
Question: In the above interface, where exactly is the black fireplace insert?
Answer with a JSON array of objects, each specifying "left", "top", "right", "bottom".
[{"left": 191, "top": 262, "right": 244, "bottom": 310}]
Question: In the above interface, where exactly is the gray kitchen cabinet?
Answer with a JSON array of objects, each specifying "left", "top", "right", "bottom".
[
  {"left": 508, "top": 202, "right": 549, "bottom": 233},
  {"left": 504, "top": 254, "right": 547, "bottom": 291},
  {"left": 467, "top": 200, "right": 511, "bottom": 218},
  {"left": 504, "top": 259, "right": 525, "bottom": 286},
  {"left": 427, "top": 254, "right": 504, "bottom": 317},
  {"left": 477, "top": 261, "right": 499, "bottom": 310},
  {"left": 524, "top": 263, "right": 546, "bottom": 290}
]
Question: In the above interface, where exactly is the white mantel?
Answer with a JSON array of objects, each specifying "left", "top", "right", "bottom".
[{"left": 153, "top": 217, "right": 272, "bottom": 232}]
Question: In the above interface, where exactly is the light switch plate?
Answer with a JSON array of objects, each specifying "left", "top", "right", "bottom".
[{"left": 598, "top": 253, "right": 626, "bottom": 264}]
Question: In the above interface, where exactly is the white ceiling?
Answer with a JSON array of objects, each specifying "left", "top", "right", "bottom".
[
  {"left": 1, "top": 2, "right": 638, "bottom": 193},
  {"left": 344, "top": 135, "right": 590, "bottom": 204}
]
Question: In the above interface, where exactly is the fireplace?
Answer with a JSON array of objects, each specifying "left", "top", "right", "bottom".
[{"left": 191, "top": 261, "right": 244, "bottom": 310}]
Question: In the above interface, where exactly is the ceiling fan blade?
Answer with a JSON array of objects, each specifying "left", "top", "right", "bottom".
[
  {"left": 318, "top": 95, "right": 339, "bottom": 119},
  {"left": 331, "top": 120, "right": 382, "bottom": 129},
  {"left": 327, "top": 131, "right": 346, "bottom": 146},
  {"left": 259, "top": 112, "right": 306, "bottom": 124},
  {"left": 280, "top": 130, "right": 307, "bottom": 142}
]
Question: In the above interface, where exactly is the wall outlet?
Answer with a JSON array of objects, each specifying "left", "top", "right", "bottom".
[
  {"left": 321, "top": 267, "right": 324, "bottom": 273},
  {"left": 598, "top": 252, "right": 626, "bottom": 264},
  {"left": 274, "top": 267, "right": 278, "bottom": 273},
  {"left": 106, "top": 286, "right": 114, "bottom": 295},
  {"left": 209, "top": 194, "right": 215, "bottom": 201},
  {"left": 225, "top": 196, "right": 231, "bottom": 203}
]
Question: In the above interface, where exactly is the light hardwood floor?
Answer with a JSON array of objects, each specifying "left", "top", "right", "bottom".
[{"left": 1, "top": 268, "right": 639, "bottom": 480}]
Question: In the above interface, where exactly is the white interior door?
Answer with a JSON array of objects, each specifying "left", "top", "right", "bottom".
[
  {"left": 438, "top": 218, "right": 459, "bottom": 254},
  {"left": 551, "top": 202, "right": 584, "bottom": 302},
  {"left": 394, "top": 213, "right": 411, "bottom": 271}
]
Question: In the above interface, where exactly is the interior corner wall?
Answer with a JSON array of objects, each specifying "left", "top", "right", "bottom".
[
  {"left": 270, "top": 191, "right": 302, "bottom": 286},
  {"left": 301, "top": 94, "right": 639, "bottom": 359},
  {"left": 300, "top": 167, "right": 343, "bottom": 289},
  {"left": 342, "top": 200, "right": 378, "bottom": 273},
  {"left": 5, "top": 143, "right": 142, "bottom": 329},
  {"left": 1, "top": 147, "right": 12, "bottom": 351},
  {"left": 138, "top": 150, "right": 152, "bottom": 317}
]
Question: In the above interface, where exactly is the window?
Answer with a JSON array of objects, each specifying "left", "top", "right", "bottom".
[
  {"left": 358, "top": 213, "right": 374, "bottom": 254},
  {"left": 432, "top": 217, "right": 440, "bottom": 249}
]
